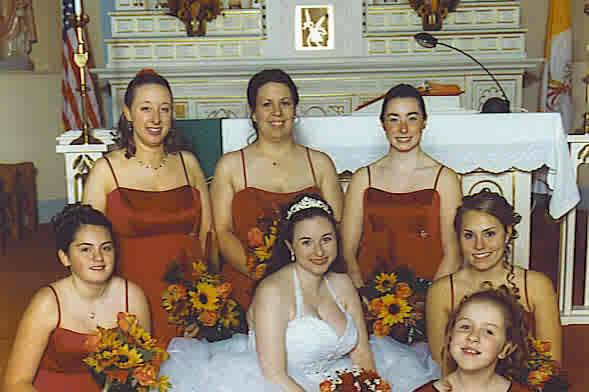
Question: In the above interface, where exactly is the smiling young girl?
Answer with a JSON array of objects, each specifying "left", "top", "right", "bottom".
[
  {"left": 415, "top": 288, "right": 531, "bottom": 391},
  {"left": 2, "top": 204, "right": 150, "bottom": 392}
]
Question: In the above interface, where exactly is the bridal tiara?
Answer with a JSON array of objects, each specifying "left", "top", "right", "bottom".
[{"left": 286, "top": 196, "right": 332, "bottom": 220}]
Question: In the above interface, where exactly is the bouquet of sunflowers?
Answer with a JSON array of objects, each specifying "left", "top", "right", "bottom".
[
  {"left": 245, "top": 208, "right": 280, "bottom": 281},
  {"left": 513, "top": 338, "right": 568, "bottom": 391},
  {"left": 161, "top": 259, "right": 246, "bottom": 342},
  {"left": 358, "top": 266, "right": 431, "bottom": 345},
  {"left": 319, "top": 368, "right": 391, "bottom": 392},
  {"left": 84, "top": 312, "right": 170, "bottom": 392}
]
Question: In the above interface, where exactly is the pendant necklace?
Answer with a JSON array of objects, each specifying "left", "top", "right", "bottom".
[
  {"left": 72, "top": 280, "right": 107, "bottom": 320},
  {"left": 136, "top": 154, "right": 168, "bottom": 170}
]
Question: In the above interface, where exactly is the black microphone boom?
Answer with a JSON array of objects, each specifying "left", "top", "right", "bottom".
[{"left": 414, "top": 32, "right": 510, "bottom": 113}]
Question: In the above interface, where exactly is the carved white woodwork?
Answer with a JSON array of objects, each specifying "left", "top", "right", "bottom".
[
  {"left": 95, "top": 0, "right": 538, "bottom": 120},
  {"left": 560, "top": 135, "right": 589, "bottom": 325},
  {"left": 55, "top": 130, "right": 116, "bottom": 203}
]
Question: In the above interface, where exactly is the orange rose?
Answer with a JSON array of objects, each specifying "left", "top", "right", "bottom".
[
  {"left": 105, "top": 369, "right": 129, "bottom": 384},
  {"left": 532, "top": 339, "right": 552, "bottom": 354},
  {"left": 247, "top": 227, "right": 265, "bottom": 248},
  {"left": 319, "top": 380, "right": 333, "bottom": 392},
  {"left": 394, "top": 282, "right": 413, "bottom": 298},
  {"left": 217, "top": 282, "right": 232, "bottom": 300},
  {"left": 254, "top": 263, "right": 268, "bottom": 280},
  {"left": 369, "top": 298, "right": 385, "bottom": 314},
  {"left": 528, "top": 368, "right": 551, "bottom": 386},
  {"left": 133, "top": 364, "right": 157, "bottom": 387},
  {"left": 373, "top": 319, "right": 391, "bottom": 337},
  {"left": 246, "top": 255, "right": 257, "bottom": 272},
  {"left": 84, "top": 333, "right": 100, "bottom": 352},
  {"left": 199, "top": 310, "right": 220, "bottom": 327},
  {"left": 117, "top": 312, "right": 134, "bottom": 333}
]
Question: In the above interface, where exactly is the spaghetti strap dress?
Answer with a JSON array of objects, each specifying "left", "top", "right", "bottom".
[
  {"left": 104, "top": 152, "right": 202, "bottom": 345},
  {"left": 221, "top": 148, "right": 320, "bottom": 311},
  {"left": 33, "top": 282, "right": 130, "bottom": 391},
  {"left": 413, "top": 380, "right": 531, "bottom": 392},
  {"left": 357, "top": 166, "right": 446, "bottom": 282}
]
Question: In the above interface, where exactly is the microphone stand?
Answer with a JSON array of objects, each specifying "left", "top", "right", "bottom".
[{"left": 414, "top": 32, "right": 510, "bottom": 113}]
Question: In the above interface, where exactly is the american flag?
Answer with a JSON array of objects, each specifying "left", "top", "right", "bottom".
[{"left": 62, "top": 0, "right": 102, "bottom": 131}]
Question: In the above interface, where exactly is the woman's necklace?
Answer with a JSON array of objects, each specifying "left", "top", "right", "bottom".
[
  {"left": 72, "top": 279, "right": 108, "bottom": 320},
  {"left": 136, "top": 154, "right": 168, "bottom": 170}
]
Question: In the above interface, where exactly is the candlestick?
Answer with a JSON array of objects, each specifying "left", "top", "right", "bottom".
[
  {"left": 74, "top": 0, "right": 83, "bottom": 16},
  {"left": 67, "top": 10, "right": 101, "bottom": 145}
]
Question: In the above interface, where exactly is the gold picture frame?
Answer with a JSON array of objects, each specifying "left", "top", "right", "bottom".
[{"left": 295, "top": 5, "right": 334, "bottom": 51}]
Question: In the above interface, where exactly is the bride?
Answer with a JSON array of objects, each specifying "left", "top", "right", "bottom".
[{"left": 161, "top": 194, "right": 440, "bottom": 391}]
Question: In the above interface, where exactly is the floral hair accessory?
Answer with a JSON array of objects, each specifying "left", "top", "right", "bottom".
[
  {"left": 286, "top": 196, "right": 332, "bottom": 220},
  {"left": 136, "top": 68, "right": 158, "bottom": 77}
]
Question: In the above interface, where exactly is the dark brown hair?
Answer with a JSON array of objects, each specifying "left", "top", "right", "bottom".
[
  {"left": 51, "top": 203, "right": 114, "bottom": 253},
  {"left": 441, "top": 286, "right": 530, "bottom": 380},
  {"left": 116, "top": 69, "right": 185, "bottom": 158},
  {"left": 267, "top": 193, "right": 346, "bottom": 277},
  {"left": 454, "top": 189, "right": 523, "bottom": 297},
  {"left": 246, "top": 69, "right": 299, "bottom": 135},
  {"left": 379, "top": 83, "right": 427, "bottom": 123}
]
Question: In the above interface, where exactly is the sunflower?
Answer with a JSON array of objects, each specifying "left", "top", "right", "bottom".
[
  {"left": 377, "top": 294, "right": 412, "bottom": 326},
  {"left": 253, "top": 245, "right": 272, "bottom": 262},
  {"left": 113, "top": 344, "right": 144, "bottom": 369},
  {"left": 190, "top": 281, "right": 221, "bottom": 312},
  {"left": 220, "top": 299, "right": 241, "bottom": 329},
  {"left": 374, "top": 272, "right": 397, "bottom": 293},
  {"left": 192, "top": 260, "right": 208, "bottom": 279}
]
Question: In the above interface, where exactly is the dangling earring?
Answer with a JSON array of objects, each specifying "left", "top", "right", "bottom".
[
  {"left": 128, "top": 121, "right": 134, "bottom": 133},
  {"left": 290, "top": 252, "right": 295, "bottom": 262}
]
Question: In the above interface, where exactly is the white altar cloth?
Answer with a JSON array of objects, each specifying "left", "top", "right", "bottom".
[{"left": 221, "top": 113, "right": 579, "bottom": 218}]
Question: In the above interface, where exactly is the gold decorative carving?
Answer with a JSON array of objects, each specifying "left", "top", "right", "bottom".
[
  {"left": 295, "top": 5, "right": 333, "bottom": 50},
  {"left": 167, "top": 0, "right": 222, "bottom": 36},
  {"left": 409, "top": 0, "right": 460, "bottom": 31}
]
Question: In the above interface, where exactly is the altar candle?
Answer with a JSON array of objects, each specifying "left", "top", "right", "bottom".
[{"left": 74, "top": 0, "right": 83, "bottom": 16}]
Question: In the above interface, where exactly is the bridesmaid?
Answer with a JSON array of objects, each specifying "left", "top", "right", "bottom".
[
  {"left": 341, "top": 83, "right": 462, "bottom": 287},
  {"left": 83, "top": 69, "right": 213, "bottom": 344},
  {"left": 212, "top": 68, "right": 343, "bottom": 311},
  {"left": 426, "top": 190, "right": 562, "bottom": 366},
  {"left": 2, "top": 204, "right": 150, "bottom": 391}
]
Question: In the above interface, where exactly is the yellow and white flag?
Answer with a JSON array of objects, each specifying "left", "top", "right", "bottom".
[{"left": 541, "top": 0, "right": 573, "bottom": 131}]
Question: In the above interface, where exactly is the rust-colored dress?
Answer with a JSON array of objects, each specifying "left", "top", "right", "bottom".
[
  {"left": 33, "top": 283, "right": 129, "bottom": 391},
  {"left": 221, "top": 148, "right": 320, "bottom": 311},
  {"left": 413, "top": 380, "right": 531, "bottom": 391},
  {"left": 357, "top": 166, "right": 445, "bottom": 282},
  {"left": 104, "top": 153, "right": 202, "bottom": 345}
]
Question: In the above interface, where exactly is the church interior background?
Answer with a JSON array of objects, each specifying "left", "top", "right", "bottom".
[{"left": 1, "top": 1, "right": 589, "bottom": 390}]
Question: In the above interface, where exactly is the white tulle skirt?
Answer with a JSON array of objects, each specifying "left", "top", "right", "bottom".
[{"left": 160, "top": 335, "right": 440, "bottom": 392}]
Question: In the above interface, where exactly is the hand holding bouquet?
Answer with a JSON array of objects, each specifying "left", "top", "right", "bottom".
[
  {"left": 84, "top": 312, "right": 171, "bottom": 392},
  {"left": 245, "top": 208, "right": 280, "bottom": 280},
  {"left": 319, "top": 368, "right": 391, "bottom": 392},
  {"left": 161, "top": 259, "right": 246, "bottom": 342},
  {"left": 359, "top": 266, "right": 431, "bottom": 344}
]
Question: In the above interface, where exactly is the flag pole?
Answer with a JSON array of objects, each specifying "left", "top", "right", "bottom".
[{"left": 69, "top": 0, "right": 101, "bottom": 145}]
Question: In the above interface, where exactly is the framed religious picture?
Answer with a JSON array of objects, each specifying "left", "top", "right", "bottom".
[{"left": 295, "top": 5, "right": 334, "bottom": 50}]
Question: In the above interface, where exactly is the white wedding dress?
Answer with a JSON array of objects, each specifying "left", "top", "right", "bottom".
[{"left": 160, "top": 269, "right": 440, "bottom": 391}]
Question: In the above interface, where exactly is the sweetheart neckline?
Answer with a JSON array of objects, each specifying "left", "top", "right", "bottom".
[{"left": 288, "top": 311, "right": 353, "bottom": 340}]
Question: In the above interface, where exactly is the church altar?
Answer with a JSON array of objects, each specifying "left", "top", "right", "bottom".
[{"left": 222, "top": 112, "right": 580, "bottom": 269}]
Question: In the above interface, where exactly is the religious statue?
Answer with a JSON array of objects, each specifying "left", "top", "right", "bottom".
[
  {"left": 0, "top": 0, "right": 37, "bottom": 69},
  {"left": 409, "top": 0, "right": 460, "bottom": 31},
  {"left": 167, "top": 0, "right": 222, "bottom": 36}
]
